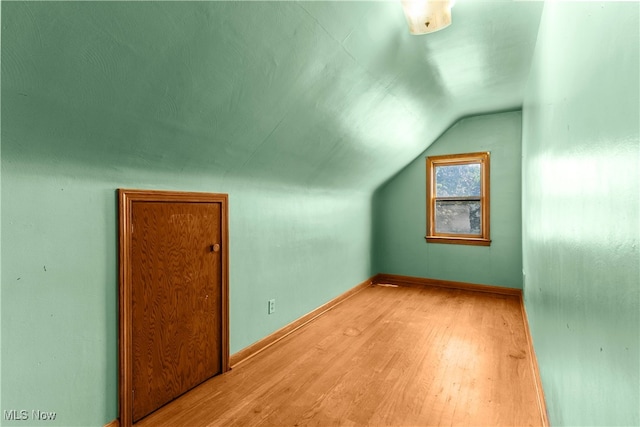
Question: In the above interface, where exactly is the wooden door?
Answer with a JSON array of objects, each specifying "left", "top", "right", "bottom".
[{"left": 119, "top": 190, "right": 229, "bottom": 427}]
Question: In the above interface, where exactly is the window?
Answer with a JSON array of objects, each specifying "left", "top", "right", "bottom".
[{"left": 426, "top": 152, "right": 490, "bottom": 246}]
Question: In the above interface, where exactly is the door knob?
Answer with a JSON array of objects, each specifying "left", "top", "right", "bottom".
[{"left": 210, "top": 244, "right": 221, "bottom": 253}]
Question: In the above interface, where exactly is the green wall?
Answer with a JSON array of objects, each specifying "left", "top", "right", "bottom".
[
  {"left": 1, "top": 159, "right": 372, "bottom": 426},
  {"left": 373, "top": 111, "right": 523, "bottom": 288},
  {"left": 0, "top": 1, "right": 376, "bottom": 422},
  {"left": 522, "top": 2, "right": 639, "bottom": 425}
]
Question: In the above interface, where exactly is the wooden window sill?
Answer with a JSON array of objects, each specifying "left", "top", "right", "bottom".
[{"left": 425, "top": 236, "right": 492, "bottom": 246}]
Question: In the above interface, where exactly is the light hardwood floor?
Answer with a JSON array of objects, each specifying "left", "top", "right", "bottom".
[{"left": 135, "top": 284, "right": 545, "bottom": 426}]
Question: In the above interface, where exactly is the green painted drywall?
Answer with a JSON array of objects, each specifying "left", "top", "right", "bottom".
[
  {"left": 522, "top": 2, "right": 639, "bottom": 425},
  {"left": 373, "top": 111, "right": 523, "bottom": 288},
  {"left": 1, "top": 160, "right": 372, "bottom": 426},
  {"left": 1, "top": 2, "right": 374, "bottom": 425}
]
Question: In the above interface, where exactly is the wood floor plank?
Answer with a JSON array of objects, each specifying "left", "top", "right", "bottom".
[{"left": 134, "top": 284, "right": 544, "bottom": 426}]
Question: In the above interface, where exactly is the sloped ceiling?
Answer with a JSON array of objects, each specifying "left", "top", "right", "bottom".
[{"left": 2, "top": 1, "right": 543, "bottom": 191}]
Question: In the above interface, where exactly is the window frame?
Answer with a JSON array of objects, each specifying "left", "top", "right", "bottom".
[{"left": 425, "top": 152, "right": 491, "bottom": 246}]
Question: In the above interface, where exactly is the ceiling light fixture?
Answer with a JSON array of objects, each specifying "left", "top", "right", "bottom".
[{"left": 401, "top": 0, "right": 452, "bottom": 35}]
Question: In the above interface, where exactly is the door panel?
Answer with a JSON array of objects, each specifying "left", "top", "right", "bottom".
[{"left": 131, "top": 201, "right": 222, "bottom": 422}]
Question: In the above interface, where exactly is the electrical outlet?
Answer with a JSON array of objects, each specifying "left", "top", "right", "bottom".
[{"left": 268, "top": 299, "right": 275, "bottom": 314}]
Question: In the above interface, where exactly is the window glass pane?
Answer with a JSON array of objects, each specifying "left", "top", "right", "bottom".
[
  {"left": 435, "top": 200, "right": 481, "bottom": 234},
  {"left": 435, "top": 164, "right": 481, "bottom": 197}
]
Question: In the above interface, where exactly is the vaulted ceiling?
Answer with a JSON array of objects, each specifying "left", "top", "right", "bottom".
[{"left": 2, "top": 1, "right": 543, "bottom": 191}]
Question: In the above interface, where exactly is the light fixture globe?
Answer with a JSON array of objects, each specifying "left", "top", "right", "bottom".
[{"left": 401, "top": 0, "right": 452, "bottom": 35}]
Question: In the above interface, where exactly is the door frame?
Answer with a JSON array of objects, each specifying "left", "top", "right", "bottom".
[{"left": 118, "top": 189, "right": 230, "bottom": 427}]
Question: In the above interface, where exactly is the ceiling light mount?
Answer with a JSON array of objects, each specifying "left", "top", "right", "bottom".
[{"left": 401, "top": 0, "right": 452, "bottom": 35}]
